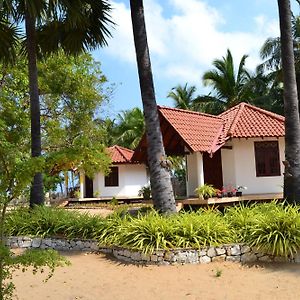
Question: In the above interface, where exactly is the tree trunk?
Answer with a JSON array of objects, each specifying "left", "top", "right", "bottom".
[
  {"left": 130, "top": 0, "right": 176, "bottom": 214},
  {"left": 278, "top": 0, "right": 300, "bottom": 203},
  {"left": 25, "top": 10, "right": 44, "bottom": 207}
]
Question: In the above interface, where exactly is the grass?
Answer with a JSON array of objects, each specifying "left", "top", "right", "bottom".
[{"left": 5, "top": 201, "right": 300, "bottom": 257}]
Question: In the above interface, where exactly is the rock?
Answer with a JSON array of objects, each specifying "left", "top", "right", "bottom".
[
  {"left": 141, "top": 253, "right": 151, "bottom": 261},
  {"left": 150, "top": 255, "right": 158, "bottom": 262},
  {"left": 215, "top": 247, "right": 226, "bottom": 255},
  {"left": 226, "top": 256, "right": 241, "bottom": 262},
  {"left": 19, "top": 240, "right": 32, "bottom": 248},
  {"left": 199, "top": 256, "right": 211, "bottom": 264},
  {"left": 32, "top": 238, "right": 42, "bottom": 248},
  {"left": 199, "top": 249, "right": 207, "bottom": 256},
  {"left": 258, "top": 255, "right": 273, "bottom": 263},
  {"left": 274, "top": 256, "right": 289, "bottom": 263},
  {"left": 164, "top": 251, "right": 174, "bottom": 262},
  {"left": 212, "top": 255, "right": 226, "bottom": 262},
  {"left": 228, "top": 245, "right": 241, "bottom": 256},
  {"left": 241, "top": 245, "right": 251, "bottom": 254},
  {"left": 131, "top": 251, "right": 142, "bottom": 261},
  {"left": 186, "top": 252, "right": 199, "bottom": 264},
  {"left": 207, "top": 247, "right": 217, "bottom": 258},
  {"left": 241, "top": 253, "right": 257, "bottom": 263}
]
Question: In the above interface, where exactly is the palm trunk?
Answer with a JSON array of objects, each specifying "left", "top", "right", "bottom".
[
  {"left": 130, "top": 0, "right": 176, "bottom": 214},
  {"left": 25, "top": 10, "right": 44, "bottom": 207},
  {"left": 278, "top": 0, "right": 300, "bottom": 203}
]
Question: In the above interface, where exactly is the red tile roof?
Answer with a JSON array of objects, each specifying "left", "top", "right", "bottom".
[
  {"left": 158, "top": 106, "right": 226, "bottom": 154},
  {"left": 107, "top": 145, "right": 135, "bottom": 164},
  {"left": 219, "top": 102, "right": 285, "bottom": 139}
]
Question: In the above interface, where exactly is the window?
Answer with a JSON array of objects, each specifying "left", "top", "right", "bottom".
[
  {"left": 105, "top": 167, "right": 119, "bottom": 187},
  {"left": 254, "top": 141, "right": 281, "bottom": 177}
]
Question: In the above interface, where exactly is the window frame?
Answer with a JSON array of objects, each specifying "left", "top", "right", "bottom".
[
  {"left": 254, "top": 141, "right": 281, "bottom": 177},
  {"left": 104, "top": 166, "right": 119, "bottom": 187}
]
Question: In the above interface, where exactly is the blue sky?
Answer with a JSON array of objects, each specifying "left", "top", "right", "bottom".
[{"left": 93, "top": 0, "right": 299, "bottom": 117}]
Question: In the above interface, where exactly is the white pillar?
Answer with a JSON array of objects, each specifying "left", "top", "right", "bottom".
[
  {"left": 186, "top": 152, "right": 205, "bottom": 197},
  {"left": 196, "top": 152, "right": 205, "bottom": 187},
  {"left": 79, "top": 172, "right": 85, "bottom": 199}
]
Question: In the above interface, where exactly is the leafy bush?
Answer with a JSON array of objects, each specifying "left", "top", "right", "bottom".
[
  {"left": 174, "top": 209, "right": 234, "bottom": 248},
  {"left": 5, "top": 202, "right": 300, "bottom": 258}
]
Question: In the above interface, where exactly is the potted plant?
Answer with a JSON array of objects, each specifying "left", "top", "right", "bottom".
[
  {"left": 195, "top": 184, "right": 217, "bottom": 200},
  {"left": 138, "top": 185, "right": 151, "bottom": 200},
  {"left": 236, "top": 186, "right": 247, "bottom": 196}
]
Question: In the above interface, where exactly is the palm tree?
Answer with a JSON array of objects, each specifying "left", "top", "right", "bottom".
[
  {"left": 130, "top": 0, "right": 176, "bottom": 214},
  {"left": 277, "top": 0, "right": 300, "bottom": 203},
  {"left": 197, "top": 49, "right": 251, "bottom": 114},
  {"left": 115, "top": 108, "right": 145, "bottom": 149},
  {"left": 167, "top": 83, "right": 197, "bottom": 110},
  {"left": 0, "top": 1, "right": 112, "bottom": 206}
]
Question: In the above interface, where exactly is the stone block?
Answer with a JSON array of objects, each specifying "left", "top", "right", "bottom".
[
  {"left": 212, "top": 255, "right": 226, "bottom": 262},
  {"left": 199, "top": 249, "right": 207, "bottom": 256},
  {"left": 226, "top": 255, "right": 241, "bottom": 262},
  {"left": 19, "top": 240, "right": 32, "bottom": 248},
  {"left": 207, "top": 247, "right": 217, "bottom": 258},
  {"left": 241, "top": 253, "right": 257, "bottom": 263},
  {"left": 32, "top": 238, "right": 42, "bottom": 248},
  {"left": 150, "top": 255, "right": 158, "bottom": 262},
  {"left": 241, "top": 245, "right": 251, "bottom": 254},
  {"left": 141, "top": 253, "right": 151, "bottom": 261},
  {"left": 215, "top": 247, "right": 226, "bottom": 255},
  {"left": 227, "top": 245, "right": 241, "bottom": 256},
  {"left": 258, "top": 255, "right": 273, "bottom": 263},
  {"left": 199, "top": 256, "right": 211, "bottom": 264},
  {"left": 274, "top": 256, "right": 289, "bottom": 263}
]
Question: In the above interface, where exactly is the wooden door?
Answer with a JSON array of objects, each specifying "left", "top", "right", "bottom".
[
  {"left": 85, "top": 176, "right": 94, "bottom": 198},
  {"left": 203, "top": 150, "right": 223, "bottom": 189}
]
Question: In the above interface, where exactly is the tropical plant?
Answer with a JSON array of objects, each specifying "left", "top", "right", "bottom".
[
  {"left": 194, "top": 184, "right": 217, "bottom": 199},
  {"left": 197, "top": 49, "right": 251, "bottom": 114},
  {"left": 138, "top": 185, "right": 151, "bottom": 200},
  {"left": 114, "top": 107, "right": 145, "bottom": 149},
  {"left": 277, "top": 0, "right": 300, "bottom": 203},
  {"left": 167, "top": 83, "right": 198, "bottom": 110},
  {"left": 0, "top": 0, "right": 113, "bottom": 207},
  {"left": 130, "top": 0, "right": 176, "bottom": 213}
]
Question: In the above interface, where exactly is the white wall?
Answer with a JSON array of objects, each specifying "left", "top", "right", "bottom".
[
  {"left": 221, "top": 141, "right": 236, "bottom": 189},
  {"left": 92, "top": 164, "right": 149, "bottom": 198},
  {"left": 225, "top": 137, "right": 285, "bottom": 194},
  {"left": 186, "top": 152, "right": 204, "bottom": 196}
]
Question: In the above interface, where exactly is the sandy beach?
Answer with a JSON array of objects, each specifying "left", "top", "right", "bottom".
[{"left": 13, "top": 251, "right": 300, "bottom": 300}]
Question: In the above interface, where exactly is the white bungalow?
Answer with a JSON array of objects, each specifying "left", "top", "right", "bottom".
[
  {"left": 80, "top": 145, "right": 149, "bottom": 199},
  {"left": 133, "top": 103, "right": 285, "bottom": 196}
]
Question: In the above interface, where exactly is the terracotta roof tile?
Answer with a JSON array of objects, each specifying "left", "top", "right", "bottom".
[
  {"left": 158, "top": 106, "right": 225, "bottom": 154},
  {"left": 219, "top": 102, "right": 285, "bottom": 138},
  {"left": 107, "top": 145, "right": 134, "bottom": 164}
]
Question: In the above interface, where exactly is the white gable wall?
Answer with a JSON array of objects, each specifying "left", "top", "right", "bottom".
[
  {"left": 222, "top": 137, "right": 284, "bottom": 194},
  {"left": 92, "top": 164, "right": 149, "bottom": 198}
]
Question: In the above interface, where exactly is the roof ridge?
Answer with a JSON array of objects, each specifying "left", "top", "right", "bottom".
[
  {"left": 227, "top": 102, "right": 245, "bottom": 136},
  {"left": 157, "top": 105, "right": 223, "bottom": 120}
]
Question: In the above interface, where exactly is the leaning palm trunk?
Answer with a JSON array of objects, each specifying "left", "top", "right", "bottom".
[
  {"left": 25, "top": 10, "right": 44, "bottom": 206},
  {"left": 278, "top": 0, "right": 300, "bottom": 203},
  {"left": 130, "top": 0, "right": 176, "bottom": 213}
]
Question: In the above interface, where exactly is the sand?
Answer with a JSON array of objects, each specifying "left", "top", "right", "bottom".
[{"left": 13, "top": 252, "right": 300, "bottom": 300}]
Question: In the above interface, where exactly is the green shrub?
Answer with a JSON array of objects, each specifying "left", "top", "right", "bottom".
[
  {"left": 119, "top": 211, "right": 176, "bottom": 253},
  {"left": 174, "top": 210, "right": 234, "bottom": 248},
  {"left": 244, "top": 203, "right": 300, "bottom": 258}
]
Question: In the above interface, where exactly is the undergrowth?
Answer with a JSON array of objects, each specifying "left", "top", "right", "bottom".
[{"left": 5, "top": 201, "right": 300, "bottom": 257}]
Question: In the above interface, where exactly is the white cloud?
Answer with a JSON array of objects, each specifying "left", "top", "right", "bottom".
[{"left": 105, "top": 0, "right": 280, "bottom": 85}]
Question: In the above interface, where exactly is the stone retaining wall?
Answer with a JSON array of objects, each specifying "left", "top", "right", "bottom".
[{"left": 5, "top": 237, "right": 300, "bottom": 265}]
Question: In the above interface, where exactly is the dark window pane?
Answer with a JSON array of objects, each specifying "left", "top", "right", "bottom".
[
  {"left": 254, "top": 141, "right": 280, "bottom": 177},
  {"left": 105, "top": 167, "right": 119, "bottom": 187}
]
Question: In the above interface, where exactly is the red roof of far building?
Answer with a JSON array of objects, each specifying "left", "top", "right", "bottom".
[
  {"left": 219, "top": 102, "right": 285, "bottom": 139},
  {"left": 132, "top": 102, "right": 285, "bottom": 161},
  {"left": 158, "top": 106, "right": 226, "bottom": 154},
  {"left": 107, "top": 145, "right": 135, "bottom": 164}
]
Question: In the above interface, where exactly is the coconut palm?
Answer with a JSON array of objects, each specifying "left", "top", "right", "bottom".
[
  {"left": 277, "top": 0, "right": 300, "bottom": 203},
  {"left": 130, "top": 0, "right": 176, "bottom": 214},
  {"left": 115, "top": 108, "right": 145, "bottom": 149},
  {"left": 0, "top": 1, "right": 112, "bottom": 206},
  {"left": 167, "top": 83, "right": 197, "bottom": 110},
  {"left": 197, "top": 49, "right": 252, "bottom": 114}
]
